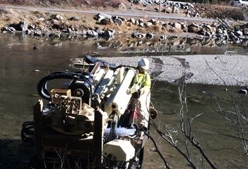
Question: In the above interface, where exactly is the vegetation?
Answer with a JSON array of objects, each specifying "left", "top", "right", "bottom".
[
  {"left": 0, "top": 0, "right": 237, "bottom": 7},
  {"left": 0, "top": 0, "right": 247, "bottom": 22},
  {"left": 0, "top": 0, "right": 123, "bottom": 8}
]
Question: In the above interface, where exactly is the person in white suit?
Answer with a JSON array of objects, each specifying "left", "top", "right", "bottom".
[{"left": 127, "top": 58, "right": 151, "bottom": 130}]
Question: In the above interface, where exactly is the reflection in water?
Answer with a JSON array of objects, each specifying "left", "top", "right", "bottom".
[
  {"left": 4, "top": 32, "right": 248, "bottom": 56},
  {"left": 87, "top": 37, "right": 246, "bottom": 56},
  {"left": 148, "top": 82, "right": 248, "bottom": 169},
  {"left": 0, "top": 33, "right": 248, "bottom": 168}
]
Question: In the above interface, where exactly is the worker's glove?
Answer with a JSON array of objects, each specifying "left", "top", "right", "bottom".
[
  {"left": 126, "top": 89, "right": 131, "bottom": 94},
  {"left": 139, "top": 88, "right": 146, "bottom": 95},
  {"left": 127, "top": 84, "right": 140, "bottom": 94}
]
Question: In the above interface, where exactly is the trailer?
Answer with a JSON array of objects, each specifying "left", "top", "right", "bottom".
[{"left": 22, "top": 55, "right": 157, "bottom": 169}]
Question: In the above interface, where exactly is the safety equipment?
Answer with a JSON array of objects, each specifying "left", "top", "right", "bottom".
[
  {"left": 127, "top": 84, "right": 140, "bottom": 94},
  {"left": 138, "top": 58, "right": 149, "bottom": 70}
]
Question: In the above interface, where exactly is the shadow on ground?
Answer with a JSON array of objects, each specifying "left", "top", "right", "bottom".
[{"left": 0, "top": 139, "right": 33, "bottom": 169}]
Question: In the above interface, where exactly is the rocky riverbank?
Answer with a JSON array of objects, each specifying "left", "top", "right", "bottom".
[
  {"left": 1, "top": 3, "right": 248, "bottom": 87},
  {"left": 0, "top": 3, "right": 248, "bottom": 48}
]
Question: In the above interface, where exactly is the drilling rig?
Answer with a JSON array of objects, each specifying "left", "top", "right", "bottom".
[{"left": 22, "top": 55, "right": 157, "bottom": 169}]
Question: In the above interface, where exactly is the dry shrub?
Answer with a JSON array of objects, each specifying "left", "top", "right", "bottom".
[
  {"left": 116, "top": 21, "right": 134, "bottom": 33},
  {"left": 30, "top": 11, "right": 49, "bottom": 20},
  {"left": 88, "top": 0, "right": 120, "bottom": 8},
  {"left": 0, "top": 8, "right": 9, "bottom": 15},
  {"left": 153, "top": 24, "right": 163, "bottom": 32},
  {"left": 0, "top": 0, "right": 122, "bottom": 8},
  {"left": 198, "top": 4, "right": 246, "bottom": 21}
]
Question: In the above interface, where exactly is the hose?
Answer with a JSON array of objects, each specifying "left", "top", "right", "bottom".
[
  {"left": 21, "top": 121, "right": 34, "bottom": 144},
  {"left": 37, "top": 71, "right": 93, "bottom": 100}
]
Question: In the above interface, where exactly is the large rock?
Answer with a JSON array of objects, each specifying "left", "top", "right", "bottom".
[
  {"left": 9, "top": 21, "right": 28, "bottom": 31},
  {"left": 188, "top": 23, "right": 199, "bottom": 33},
  {"left": 118, "top": 3, "right": 126, "bottom": 10}
]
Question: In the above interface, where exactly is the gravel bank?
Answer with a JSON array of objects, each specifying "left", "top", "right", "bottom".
[{"left": 95, "top": 54, "right": 248, "bottom": 86}]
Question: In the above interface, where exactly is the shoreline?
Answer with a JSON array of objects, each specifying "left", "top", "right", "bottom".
[{"left": 88, "top": 54, "right": 248, "bottom": 86}]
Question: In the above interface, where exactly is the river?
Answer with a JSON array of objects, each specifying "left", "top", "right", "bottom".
[{"left": 0, "top": 33, "right": 248, "bottom": 169}]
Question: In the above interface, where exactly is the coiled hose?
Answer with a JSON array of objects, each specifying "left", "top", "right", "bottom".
[{"left": 21, "top": 121, "right": 34, "bottom": 144}]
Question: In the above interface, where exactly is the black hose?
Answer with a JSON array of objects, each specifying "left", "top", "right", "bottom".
[
  {"left": 37, "top": 71, "right": 74, "bottom": 100},
  {"left": 21, "top": 121, "right": 34, "bottom": 144},
  {"left": 85, "top": 54, "right": 117, "bottom": 69},
  {"left": 37, "top": 71, "right": 92, "bottom": 100}
]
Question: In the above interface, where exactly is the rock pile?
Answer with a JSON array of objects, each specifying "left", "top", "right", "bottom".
[
  {"left": 1, "top": 7, "right": 248, "bottom": 47},
  {"left": 130, "top": 0, "right": 199, "bottom": 17}
]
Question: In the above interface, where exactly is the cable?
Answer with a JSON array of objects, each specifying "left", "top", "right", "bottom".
[{"left": 142, "top": 123, "right": 171, "bottom": 169}]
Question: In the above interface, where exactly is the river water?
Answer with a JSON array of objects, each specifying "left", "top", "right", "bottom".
[{"left": 0, "top": 33, "right": 248, "bottom": 169}]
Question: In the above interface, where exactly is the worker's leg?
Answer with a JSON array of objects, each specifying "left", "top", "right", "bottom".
[{"left": 138, "top": 91, "right": 151, "bottom": 129}]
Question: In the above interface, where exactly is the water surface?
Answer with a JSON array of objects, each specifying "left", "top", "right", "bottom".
[{"left": 0, "top": 33, "right": 248, "bottom": 169}]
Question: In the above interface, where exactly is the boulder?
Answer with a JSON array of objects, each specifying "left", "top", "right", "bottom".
[
  {"left": 9, "top": 21, "right": 28, "bottom": 31},
  {"left": 94, "top": 13, "right": 112, "bottom": 22},
  {"left": 188, "top": 23, "right": 199, "bottom": 33},
  {"left": 118, "top": 3, "right": 126, "bottom": 10}
]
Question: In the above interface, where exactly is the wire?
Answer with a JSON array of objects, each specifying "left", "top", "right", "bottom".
[{"left": 142, "top": 125, "right": 170, "bottom": 169}]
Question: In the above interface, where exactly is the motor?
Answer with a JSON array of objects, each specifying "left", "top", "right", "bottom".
[{"left": 37, "top": 71, "right": 95, "bottom": 105}]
